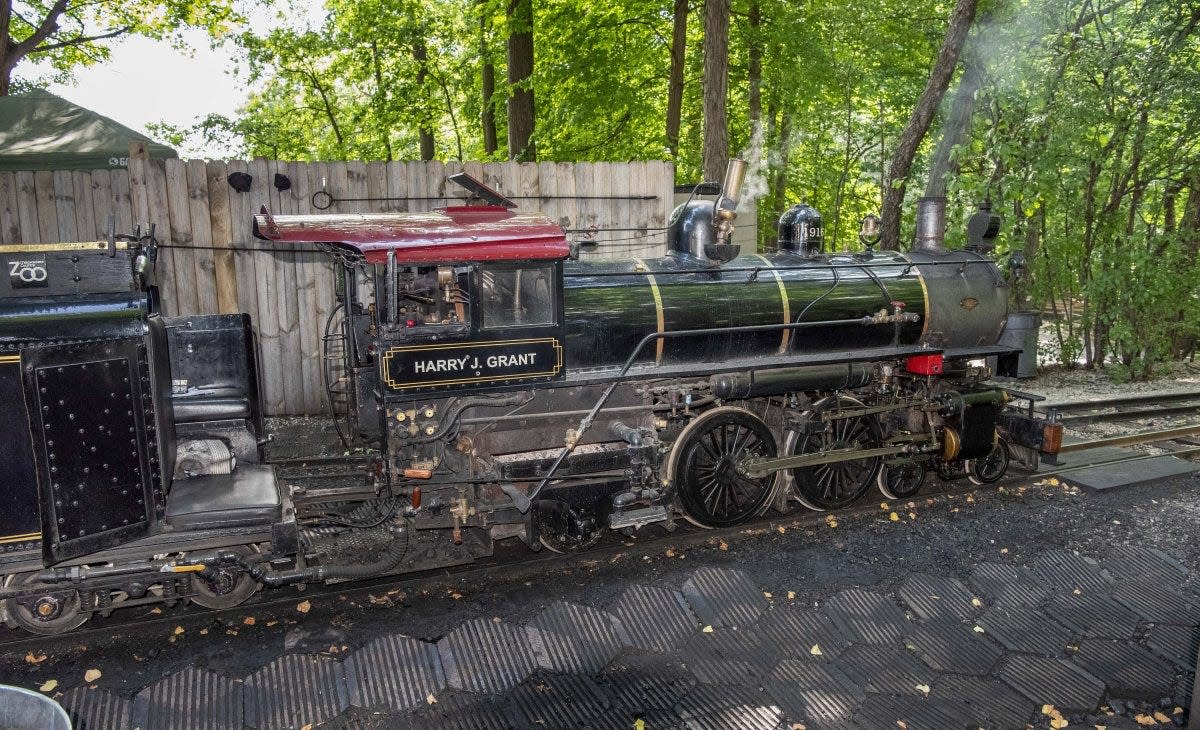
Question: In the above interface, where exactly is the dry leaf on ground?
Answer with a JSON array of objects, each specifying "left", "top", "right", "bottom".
[{"left": 83, "top": 668, "right": 101, "bottom": 682}]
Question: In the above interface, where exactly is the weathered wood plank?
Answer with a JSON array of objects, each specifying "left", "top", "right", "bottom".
[
  {"left": 144, "top": 160, "right": 175, "bottom": 314},
  {"left": 164, "top": 158, "right": 197, "bottom": 315},
  {"left": 13, "top": 172, "right": 38, "bottom": 243},
  {"left": 205, "top": 161, "right": 238, "bottom": 314},
  {"left": 365, "top": 161, "right": 387, "bottom": 214},
  {"left": 248, "top": 158, "right": 285, "bottom": 415},
  {"left": 0, "top": 172, "right": 19, "bottom": 244},
  {"left": 225, "top": 160, "right": 258, "bottom": 317},
  {"left": 385, "top": 161, "right": 408, "bottom": 213},
  {"left": 110, "top": 170, "right": 133, "bottom": 236},
  {"left": 52, "top": 170, "right": 78, "bottom": 242},
  {"left": 272, "top": 159, "right": 303, "bottom": 414},
  {"left": 34, "top": 171, "right": 58, "bottom": 243},
  {"left": 186, "top": 159, "right": 218, "bottom": 315},
  {"left": 289, "top": 161, "right": 320, "bottom": 414},
  {"left": 88, "top": 169, "right": 113, "bottom": 238},
  {"left": 71, "top": 172, "right": 95, "bottom": 241}
]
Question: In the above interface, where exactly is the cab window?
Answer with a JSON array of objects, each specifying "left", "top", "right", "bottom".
[{"left": 478, "top": 265, "right": 556, "bottom": 328}]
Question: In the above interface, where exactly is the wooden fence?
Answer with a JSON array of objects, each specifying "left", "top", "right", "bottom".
[{"left": 0, "top": 160, "right": 675, "bottom": 415}]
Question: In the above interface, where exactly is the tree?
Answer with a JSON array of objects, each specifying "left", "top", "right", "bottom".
[
  {"left": 879, "top": 0, "right": 979, "bottom": 249},
  {"left": 0, "top": 0, "right": 237, "bottom": 95},
  {"left": 701, "top": 0, "right": 729, "bottom": 182},
  {"left": 506, "top": 0, "right": 535, "bottom": 160},
  {"left": 665, "top": 0, "right": 688, "bottom": 156}
]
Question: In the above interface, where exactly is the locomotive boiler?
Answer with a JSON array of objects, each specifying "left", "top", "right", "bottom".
[{"left": 0, "top": 161, "right": 1061, "bottom": 634}]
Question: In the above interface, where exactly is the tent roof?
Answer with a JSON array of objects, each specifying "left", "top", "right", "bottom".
[{"left": 0, "top": 89, "right": 178, "bottom": 172}]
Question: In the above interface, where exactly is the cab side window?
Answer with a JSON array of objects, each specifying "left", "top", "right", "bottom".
[{"left": 478, "top": 265, "right": 555, "bottom": 328}]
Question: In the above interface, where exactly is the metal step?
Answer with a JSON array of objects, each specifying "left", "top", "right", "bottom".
[{"left": 609, "top": 505, "right": 670, "bottom": 530}]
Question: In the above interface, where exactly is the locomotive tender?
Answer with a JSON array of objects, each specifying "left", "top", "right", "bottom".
[{"left": 0, "top": 161, "right": 1061, "bottom": 634}]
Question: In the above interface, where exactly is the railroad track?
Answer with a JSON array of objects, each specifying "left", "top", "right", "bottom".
[{"left": 1041, "top": 388, "right": 1200, "bottom": 424}]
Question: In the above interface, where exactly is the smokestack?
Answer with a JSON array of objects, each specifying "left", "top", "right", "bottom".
[{"left": 913, "top": 196, "right": 947, "bottom": 253}]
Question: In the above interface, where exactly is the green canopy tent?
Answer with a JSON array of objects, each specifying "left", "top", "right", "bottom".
[{"left": 0, "top": 90, "right": 177, "bottom": 172}]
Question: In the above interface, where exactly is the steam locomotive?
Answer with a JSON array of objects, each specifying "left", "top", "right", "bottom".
[{"left": 0, "top": 161, "right": 1061, "bottom": 634}]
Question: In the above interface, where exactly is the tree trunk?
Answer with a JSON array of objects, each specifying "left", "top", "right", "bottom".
[
  {"left": 922, "top": 49, "right": 983, "bottom": 199},
  {"left": 479, "top": 0, "right": 498, "bottom": 155},
  {"left": 880, "top": 0, "right": 980, "bottom": 249},
  {"left": 370, "top": 40, "right": 393, "bottom": 161},
  {"left": 666, "top": 0, "right": 688, "bottom": 156},
  {"left": 701, "top": 0, "right": 730, "bottom": 183},
  {"left": 413, "top": 39, "right": 436, "bottom": 161},
  {"left": 506, "top": 0, "right": 536, "bottom": 161},
  {"left": 771, "top": 113, "right": 791, "bottom": 207},
  {"left": 747, "top": 0, "right": 762, "bottom": 124}
]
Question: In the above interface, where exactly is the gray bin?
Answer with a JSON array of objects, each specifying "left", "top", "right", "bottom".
[
  {"left": 0, "top": 685, "right": 72, "bottom": 730},
  {"left": 990, "top": 311, "right": 1041, "bottom": 378}
]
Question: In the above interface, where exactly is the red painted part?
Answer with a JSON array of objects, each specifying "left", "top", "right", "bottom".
[
  {"left": 251, "top": 206, "right": 570, "bottom": 264},
  {"left": 905, "top": 353, "right": 944, "bottom": 375}
]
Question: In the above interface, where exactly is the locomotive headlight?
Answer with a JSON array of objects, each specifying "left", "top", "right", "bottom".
[{"left": 859, "top": 214, "right": 881, "bottom": 248}]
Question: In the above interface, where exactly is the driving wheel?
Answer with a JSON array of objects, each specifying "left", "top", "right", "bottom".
[
  {"left": 877, "top": 458, "right": 927, "bottom": 500},
  {"left": 670, "top": 407, "right": 780, "bottom": 528},
  {"left": 968, "top": 438, "right": 1010, "bottom": 485},
  {"left": 790, "top": 396, "right": 883, "bottom": 511}
]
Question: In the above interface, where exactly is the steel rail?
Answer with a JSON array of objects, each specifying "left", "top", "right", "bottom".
[{"left": 1057, "top": 423, "right": 1200, "bottom": 453}]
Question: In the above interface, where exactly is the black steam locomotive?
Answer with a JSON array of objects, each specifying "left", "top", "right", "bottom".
[{"left": 0, "top": 162, "right": 1060, "bottom": 634}]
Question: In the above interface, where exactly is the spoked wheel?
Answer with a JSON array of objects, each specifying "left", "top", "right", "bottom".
[
  {"left": 189, "top": 547, "right": 260, "bottom": 610},
  {"left": 968, "top": 438, "right": 1010, "bottom": 485},
  {"left": 6, "top": 573, "right": 90, "bottom": 635},
  {"left": 790, "top": 396, "right": 883, "bottom": 511},
  {"left": 877, "top": 458, "right": 927, "bottom": 500},
  {"left": 669, "top": 407, "right": 780, "bottom": 528}
]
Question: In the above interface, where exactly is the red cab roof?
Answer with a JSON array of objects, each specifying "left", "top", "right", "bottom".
[{"left": 252, "top": 206, "right": 569, "bottom": 264}]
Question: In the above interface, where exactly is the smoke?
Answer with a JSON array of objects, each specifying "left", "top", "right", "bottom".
[{"left": 736, "top": 121, "right": 769, "bottom": 215}]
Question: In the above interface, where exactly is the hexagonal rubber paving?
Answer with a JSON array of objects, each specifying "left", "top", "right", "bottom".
[
  {"left": 609, "top": 584, "right": 698, "bottom": 653},
  {"left": 596, "top": 654, "right": 697, "bottom": 714},
  {"left": 347, "top": 633, "right": 445, "bottom": 711},
  {"left": 1044, "top": 591, "right": 1142, "bottom": 639},
  {"left": 1102, "top": 545, "right": 1189, "bottom": 584},
  {"left": 753, "top": 606, "right": 853, "bottom": 659},
  {"left": 852, "top": 693, "right": 968, "bottom": 730},
  {"left": 896, "top": 573, "right": 980, "bottom": 621},
  {"left": 673, "top": 684, "right": 790, "bottom": 730},
  {"left": 765, "top": 682, "right": 860, "bottom": 728},
  {"left": 967, "top": 561, "right": 1049, "bottom": 608},
  {"left": 407, "top": 689, "right": 516, "bottom": 730},
  {"left": 822, "top": 588, "right": 911, "bottom": 646},
  {"left": 680, "top": 566, "right": 768, "bottom": 629},
  {"left": 681, "top": 626, "right": 774, "bottom": 667},
  {"left": 1026, "top": 550, "right": 1114, "bottom": 592},
  {"left": 835, "top": 644, "right": 937, "bottom": 696},
  {"left": 527, "top": 600, "right": 631, "bottom": 674},
  {"left": 1109, "top": 581, "right": 1200, "bottom": 625},
  {"left": 60, "top": 687, "right": 132, "bottom": 730},
  {"left": 976, "top": 605, "right": 1075, "bottom": 655},
  {"left": 244, "top": 654, "right": 351, "bottom": 729},
  {"left": 996, "top": 655, "right": 1105, "bottom": 713},
  {"left": 930, "top": 674, "right": 1036, "bottom": 729},
  {"left": 903, "top": 620, "right": 1003, "bottom": 675},
  {"left": 1070, "top": 639, "right": 1179, "bottom": 700},
  {"left": 504, "top": 672, "right": 612, "bottom": 729},
  {"left": 769, "top": 657, "right": 865, "bottom": 698},
  {"left": 1145, "top": 622, "right": 1200, "bottom": 667},
  {"left": 437, "top": 617, "right": 539, "bottom": 694},
  {"left": 133, "top": 665, "right": 243, "bottom": 730}
]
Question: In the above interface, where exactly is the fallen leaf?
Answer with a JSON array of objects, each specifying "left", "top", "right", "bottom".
[
  {"left": 1072, "top": 588, "right": 1082, "bottom": 595},
  {"left": 665, "top": 549, "right": 676, "bottom": 558},
  {"left": 243, "top": 617, "right": 256, "bottom": 626},
  {"left": 825, "top": 516, "right": 839, "bottom": 528},
  {"left": 897, "top": 722, "right": 908, "bottom": 729},
  {"left": 763, "top": 592, "right": 773, "bottom": 599},
  {"left": 450, "top": 592, "right": 463, "bottom": 600},
  {"left": 880, "top": 502, "right": 889, "bottom": 510},
  {"left": 173, "top": 625, "right": 184, "bottom": 635},
  {"left": 776, "top": 526, "right": 786, "bottom": 534},
  {"left": 971, "top": 597, "right": 982, "bottom": 607},
  {"left": 1042, "top": 705, "right": 1057, "bottom": 716},
  {"left": 301, "top": 725, "right": 313, "bottom": 730},
  {"left": 1175, "top": 707, "right": 1184, "bottom": 715},
  {"left": 1047, "top": 478, "right": 1059, "bottom": 486},
  {"left": 149, "top": 607, "right": 162, "bottom": 614},
  {"left": 718, "top": 540, "right": 729, "bottom": 551},
  {"left": 1000, "top": 548, "right": 1009, "bottom": 554},
  {"left": 1112, "top": 520, "right": 1121, "bottom": 525},
  {"left": 810, "top": 644, "right": 823, "bottom": 656},
  {"left": 966, "top": 495, "right": 975, "bottom": 503},
  {"left": 1095, "top": 725, "right": 1107, "bottom": 730},
  {"left": 702, "top": 625, "right": 714, "bottom": 633},
  {"left": 226, "top": 629, "right": 238, "bottom": 636},
  {"left": 199, "top": 628, "right": 209, "bottom": 635},
  {"left": 791, "top": 724, "right": 806, "bottom": 730},
  {"left": 915, "top": 683, "right": 930, "bottom": 695},
  {"left": 889, "top": 512, "right": 900, "bottom": 522},
  {"left": 787, "top": 591, "right": 796, "bottom": 600},
  {"left": 1153, "top": 712, "right": 1171, "bottom": 723},
  {"left": 492, "top": 617, "right": 502, "bottom": 624},
  {"left": 1050, "top": 718, "right": 1067, "bottom": 729},
  {"left": 1133, "top": 715, "right": 1156, "bottom": 726},
  {"left": 83, "top": 669, "right": 101, "bottom": 682},
  {"left": 25, "top": 651, "right": 47, "bottom": 665},
  {"left": 907, "top": 512, "right": 917, "bottom": 520},
  {"left": 39, "top": 680, "right": 58, "bottom": 692},
  {"left": 426, "top": 693, "right": 437, "bottom": 705},
  {"left": 296, "top": 600, "right": 311, "bottom": 614},
  {"left": 973, "top": 625, "right": 985, "bottom": 633}
]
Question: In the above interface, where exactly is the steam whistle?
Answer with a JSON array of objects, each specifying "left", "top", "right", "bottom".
[{"left": 713, "top": 159, "right": 747, "bottom": 242}]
